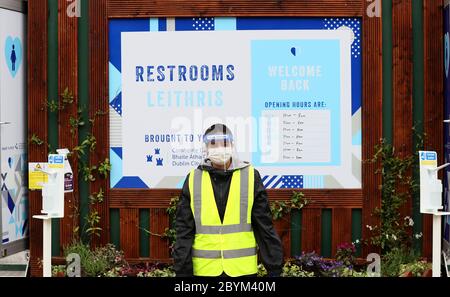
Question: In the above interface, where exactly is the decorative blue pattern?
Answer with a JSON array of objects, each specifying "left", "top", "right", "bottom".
[
  {"left": 262, "top": 175, "right": 304, "bottom": 189},
  {"left": 192, "top": 17, "right": 215, "bottom": 30},
  {"left": 109, "top": 19, "right": 150, "bottom": 72},
  {"left": 21, "top": 219, "right": 28, "bottom": 236},
  {"left": 7, "top": 191, "right": 14, "bottom": 214},
  {"left": 110, "top": 92, "right": 122, "bottom": 116},
  {"left": 324, "top": 18, "right": 361, "bottom": 58},
  {"left": 114, "top": 177, "right": 149, "bottom": 188},
  {"left": 280, "top": 175, "right": 304, "bottom": 188},
  {"left": 111, "top": 147, "right": 123, "bottom": 159},
  {"left": 175, "top": 18, "right": 213, "bottom": 31}
]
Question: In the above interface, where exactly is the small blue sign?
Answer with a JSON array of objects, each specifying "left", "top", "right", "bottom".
[
  {"left": 426, "top": 152, "right": 437, "bottom": 161},
  {"left": 53, "top": 156, "right": 64, "bottom": 164},
  {"left": 49, "top": 155, "right": 63, "bottom": 164}
]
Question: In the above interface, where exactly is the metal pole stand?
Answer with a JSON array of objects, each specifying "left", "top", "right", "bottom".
[
  {"left": 32, "top": 215, "right": 53, "bottom": 277},
  {"left": 431, "top": 211, "right": 450, "bottom": 277}
]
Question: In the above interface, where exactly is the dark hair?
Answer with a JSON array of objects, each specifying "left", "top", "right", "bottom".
[{"left": 204, "top": 123, "right": 232, "bottom": 136}]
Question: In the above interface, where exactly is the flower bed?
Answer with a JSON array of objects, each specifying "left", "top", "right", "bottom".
[{"left": 52, "top": 241, "right": 431, "bottom": 277}]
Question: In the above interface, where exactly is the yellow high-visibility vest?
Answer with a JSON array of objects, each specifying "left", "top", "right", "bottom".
[{"left": 188, "top": 165, "right": 257, "bottom": 277}]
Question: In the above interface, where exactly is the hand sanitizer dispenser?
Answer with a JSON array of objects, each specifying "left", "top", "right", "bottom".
[
  {"left": 418, "top": 151, "right": 450, "bottom": 277},
  {"left": 419, "top": 151, "right": 449, "bottom": 213},
  {"left": 39, "top": 152, "right": 66, "bottom": 218},
  {"left": 32, "top": 148, "right": 71, "bottom": 277},
  {"left": 41, "top": 170, "right": 60, "bottom": 217}
]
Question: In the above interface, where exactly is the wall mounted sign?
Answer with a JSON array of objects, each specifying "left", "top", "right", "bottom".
[{"left": 109, "top": 17, "right": 362, "bottom": 189}]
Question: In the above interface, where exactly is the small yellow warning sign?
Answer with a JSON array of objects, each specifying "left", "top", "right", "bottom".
[{"left": 28, "top": 163, "right": 48, "bottom": 190}]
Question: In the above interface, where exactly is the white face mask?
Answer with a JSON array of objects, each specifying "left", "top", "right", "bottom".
[{"left": 207, "top": 146, "right": 233, "bottom": 165}]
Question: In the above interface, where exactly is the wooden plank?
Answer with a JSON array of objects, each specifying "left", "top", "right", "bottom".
[
  {"left": 110, "top": 189, "right": 363, "bottom": 209},
  {"left": 362, "top": 0, "right": 383, "bottom": 257},
  {"left": 89, "top": 0, "right": 110, "bottom": 247},
  {"left": 51, "top": 255, "right": 168, "bottom": 265},
  {"left": 27, "top": 0, "right": 48, "bottom": 277},
  {"left": 107, "top": 0, "right": 364, "bottom": 18},
  {"left": 273, "top": 217, "right": 291, "bottom": 258},
  {"left": 422, "top": 0, "right": 444, "bottom": 260},
  {"left": 119, "top": 208, "right": 140, "bottom": 258},
  {"left": 301, "top": 209, "right": 322, "bottom": 254},
  {"left": 58, "top": 0, "right": 79, "bottom": 247},
  {"left": 392, "top": 0, "right": 413, "bottom": 157},
  {"left": 267, "top": 189, "right": 363, "bottom": 209},
  {"left": 110, "top": 189, "right": 180, "bottom": 209},
  {"left": 392, "top": 0, "right": 413, "bottom": 233},
  {"left": 331, "top": 208, "right": 352, "bottom": 256},
  {"left": 127, "top": 258, "right": 173, "bottom": 265},
  {"left": 149, "top": 208, "right": 170, "bottom": 259}
]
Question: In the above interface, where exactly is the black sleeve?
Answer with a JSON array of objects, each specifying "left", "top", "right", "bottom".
[
  {"left": 172, "top": 174, "right": 195, "bottom": 277},
  {"left": 251, "top": 169, "right": 284, "bottom": 275}
]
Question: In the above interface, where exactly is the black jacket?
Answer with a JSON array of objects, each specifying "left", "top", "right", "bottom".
[{"left": 173, "top": 162, "right": 284, "bottom": 276}]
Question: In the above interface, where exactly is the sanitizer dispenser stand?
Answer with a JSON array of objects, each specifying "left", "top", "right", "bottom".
[
  {"left": 419, "top": 151, "right": 450, "bottom": 277},
  {"left": 32, "top": 150, "right": 68, "bottom": 277}
]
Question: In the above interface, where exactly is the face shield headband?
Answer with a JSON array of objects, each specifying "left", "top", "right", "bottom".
[{"left": 203, "top": 134, "right": 233, "bottom": 145}]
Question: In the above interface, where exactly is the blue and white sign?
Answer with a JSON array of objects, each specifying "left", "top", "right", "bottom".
[
  {"left": 421, "top": 151, "right": 438, "bottom": 161},
  {"left": 48, "top": 155, "right": 64, "bottom": 168},
  {"left": 0, "top": 8, "right": 28, "bottom": 245},
  {"left": 109, "top": 18, "right": 362, "bottom": 189}
]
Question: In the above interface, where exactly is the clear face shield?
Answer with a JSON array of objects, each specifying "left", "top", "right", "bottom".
[{"left": 202, "top": 127, "right": 240, "bottom": 172}]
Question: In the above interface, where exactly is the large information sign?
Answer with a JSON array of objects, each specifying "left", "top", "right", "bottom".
[{"left": 109, "top": 18, "right": 362, "bottom": 189}]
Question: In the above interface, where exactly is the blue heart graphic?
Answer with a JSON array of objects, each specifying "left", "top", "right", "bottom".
[{"left": 4, "top": 36, "right": 22, "bottom": 78}]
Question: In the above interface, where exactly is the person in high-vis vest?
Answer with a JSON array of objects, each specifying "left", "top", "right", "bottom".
[{"left": 173, "top": 124, "right": 283, "bottom": 277}]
